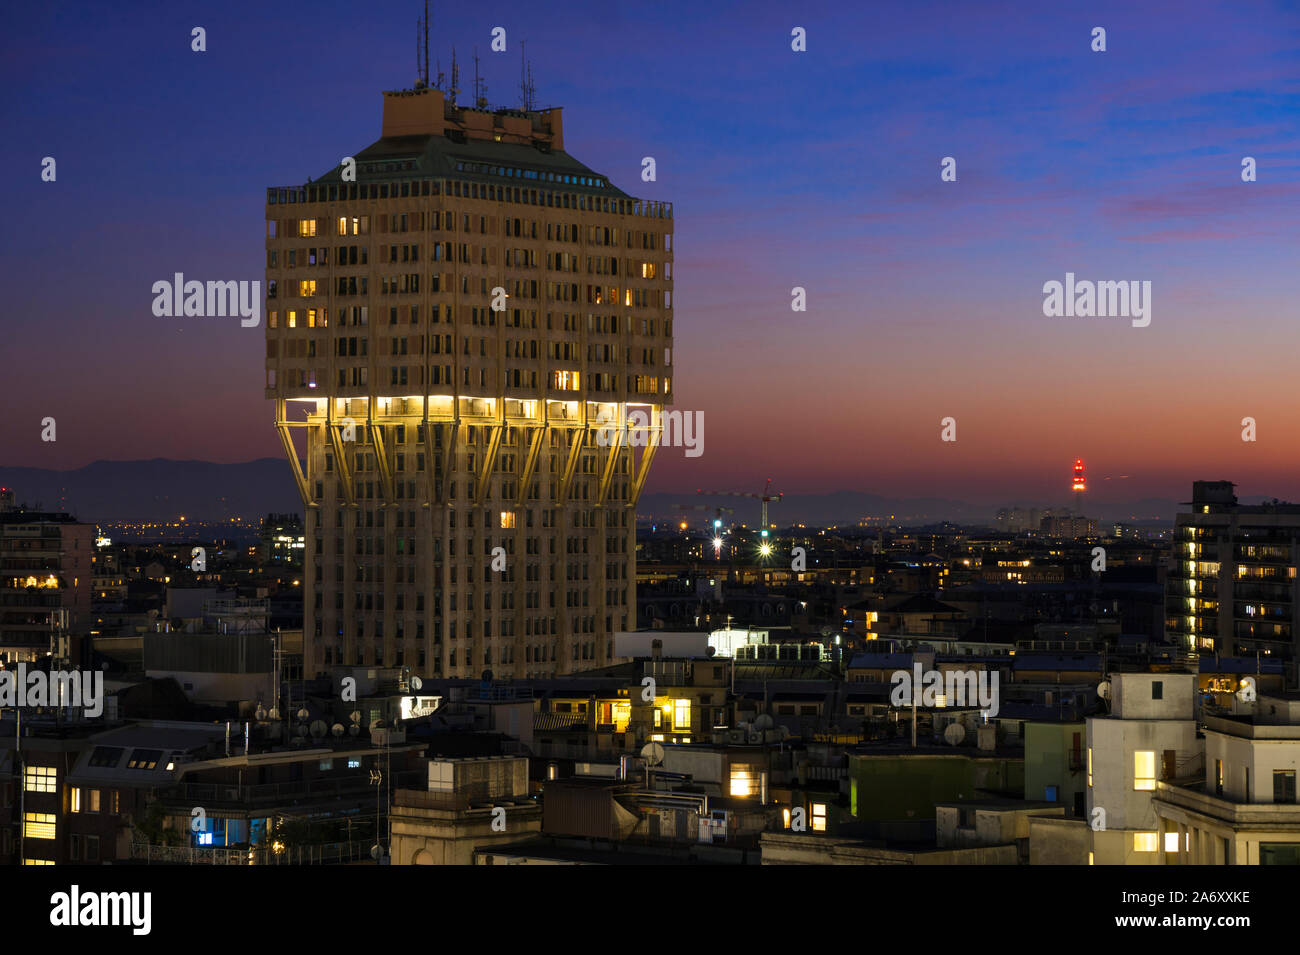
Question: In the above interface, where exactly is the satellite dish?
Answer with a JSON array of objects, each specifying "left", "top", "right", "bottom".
[
  {"left": 640, "top": 742, "right": 665, "bottom": 766},
  {"left": 706, "top": 646, "right": 716, "bottom": 657},
  {"left": 1097, "top": 681, "right": 1111, "bottom": 701},
  {"left": 296, "top": 724, "right": 309, "bottom": 737},
  {"left": 309, "top": 720, "right": 327, "bottom": 739},
  {"left": 753, "top": 714, "right": 774, "bottom": 732},
  {"left": 410, "top": 675, "right": 423, "bottom": 691},
  {"left": 349, "top": 711, "right": 362, "bottom": 724},
  {"left": 331, "top": 723, "right": 345, "bottom": 738},
  {"left": 268, "top": 707, "right": 281, "bottom": 721},
  {"left": 296, "top": 707, "right": 310, "bottom": 721},
  {"left": 255, "top": 706, "right": 268, "bottom": 722},
  {"left": 943, "top": 723, "right": 966, "bottom": 746},
  {"left": 348, "top": 724, "right": 360, "bottom": 737}
]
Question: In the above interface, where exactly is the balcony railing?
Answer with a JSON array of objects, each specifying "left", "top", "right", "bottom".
[
  {"left": 130, "top": 840, "right": 372, "bottom": 865},
  {"left": 164, "top": 770, "right": 422, "bottom": 807}
]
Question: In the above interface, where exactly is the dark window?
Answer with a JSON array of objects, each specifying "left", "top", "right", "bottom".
[
  {"left": 1152, "top": 681, "right": 1163, "bottom": 700},
  {"left": 88, "top": 747, "right": 125, "bottom": 768},
  {"left": 1274, "top": 770, "right": 1296, "bottom": 804}
]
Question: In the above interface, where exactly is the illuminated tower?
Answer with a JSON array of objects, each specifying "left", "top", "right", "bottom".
[
  {"left": 265, "top": 86, "right": 673, "bottom": 679},
  {"left": 1071, "top": 458, "right": 1086, "bottom": 513}
]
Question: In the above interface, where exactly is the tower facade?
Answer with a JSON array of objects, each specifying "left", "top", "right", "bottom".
[{"left": 265, "top": 88, "right": 673, "bottom": 679}]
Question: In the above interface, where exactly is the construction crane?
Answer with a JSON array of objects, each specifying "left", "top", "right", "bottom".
[{"left": 696, "top": 478, "right": 784, "bottom": 531}]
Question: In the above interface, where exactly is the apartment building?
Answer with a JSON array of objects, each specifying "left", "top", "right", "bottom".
[
  {"left": 1167, "top": 481, "right": 1300, "bottom": 669},
  {"left": 265, "top": 86, "right": 673, "bottom": 680},
  {"left": 1086, "top": 671, "right": 1199, "bottom": 864},
  {"left": 1153, "top": 692, "right": 1300, "bottom": 864},
  {"left": 0, "top": 505, "right": 95, "bottom": 664}
]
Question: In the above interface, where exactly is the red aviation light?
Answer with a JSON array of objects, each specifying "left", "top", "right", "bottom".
[{"left": 1072, "top": 459, "right": 1086, "bottom": 492}]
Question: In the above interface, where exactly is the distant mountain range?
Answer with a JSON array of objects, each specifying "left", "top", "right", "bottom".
[{"left": 0, "top": 459, "right": 1189, "bottom": 527}]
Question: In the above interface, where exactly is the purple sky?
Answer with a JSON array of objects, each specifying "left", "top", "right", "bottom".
[{"left": 3, "top": 0, "right": 1298, "bottom": 511}]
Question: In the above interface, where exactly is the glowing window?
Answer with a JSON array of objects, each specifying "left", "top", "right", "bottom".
[
  {"left": 500, "top": 511, "right": 516, "bottom": 529},
  {"left": 298, "top": 219, "right": 317, "bottom": 237},
  {"left": 24, "top": 813, "right": 56, "bottom": 840},
  {"left": 673, "top": 699, "right": 690, "bottom": 730},
  {"left": 23, "top": 766, "right": 55, "bottom": 793},
  {"left": 1132, "top": 832, "right": 1158, "bottom": 852},
  {"left": 1087, "top": 747, "right": 1092, "bottom": 788},
  {"left": 1134, "top": 751, "right": 1156, "bottom": 791},
  {"left": 729, "top": 765, "right": 756, "bottom": 797},
  {"left": 1164, "top": 832, "right": 1180, "bottom": 852},
  {"left": 299, "top": 280, "right": 317, "bottom": 297},
  {"left": 23, "top": 859, "right": 54, "bottom": 866},
  {"left": 812, "top": 803, "right": 827, "bottom": 832}
]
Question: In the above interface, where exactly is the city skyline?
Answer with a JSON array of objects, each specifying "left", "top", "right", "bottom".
[{"left": 4, "top": 0, "right": 1298, "bottom": 509}]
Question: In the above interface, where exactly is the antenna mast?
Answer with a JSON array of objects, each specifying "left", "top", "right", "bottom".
[
  {"left": 519, "top": 41, "right": 536, "bottom": 111},
  {"left": 473, "top": 47, "right": 488, "bottom": 108},
  {"left": 449, "top": 46, "right": 460, "bottom": 104},
  {"left": 416, "top": 0, "right": 431, "bottom": 88}
]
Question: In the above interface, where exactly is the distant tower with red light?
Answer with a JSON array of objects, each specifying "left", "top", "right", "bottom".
[{"left": 1071, "top": 459, "right": 1086, "bottom": 512}]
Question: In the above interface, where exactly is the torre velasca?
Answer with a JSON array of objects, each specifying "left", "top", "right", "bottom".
[{"left": 264, "top": 86, "right": 673, "bottom": 679}]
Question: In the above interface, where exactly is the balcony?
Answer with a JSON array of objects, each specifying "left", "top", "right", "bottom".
[{"left": 1154, "top": 780, "right": 1300, "bottom": 830}]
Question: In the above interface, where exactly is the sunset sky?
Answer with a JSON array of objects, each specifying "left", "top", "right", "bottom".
[{"left": 3, "top": 0, "right": 1298, "bottom": 511}]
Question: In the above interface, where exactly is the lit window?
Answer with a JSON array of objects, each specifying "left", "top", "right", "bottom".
[
  {"left": 23, "top": 766, "right": 55, "bottom": 793},
  {"left": 1088, "top": 852, "right": 1094, "bottom": 865},
  {"left": 70, "top": 787, "right": 81, "bottom": 813},
  {"left": 1133, "top": 832, "right": 1158, "bottom": 852},
  {"left": 673, "top": 699, "right": 690, "bottom": 730},
  {"left": 729, "top": 765, "right": 755, "bottom": 797},
  {"left": 127, "top": 749, "right": 163, "bottom": 770},
  {"left": 23, "top": 813, "right": 56, "bottom": 840},
  {"left": 1164, "top": 832, "right": 1180, "bottom": 852},
  {"left": 1134, "top": 751, "right": 1156, "bottom": 791},
  {"left": 812, "top": 803, "right": 827, "bottom": 832},
  {"left": 500, "top": 511, "right": 516, "bottom": 529},
  {"left": 1087, "top": 747, "right": 1092, "bottom": 788},
  {"left": 299, "top": 280, "right": 316, "bottom": 297},
  {"left": 23, "top": 859, "right": 53, "bottom": 866},
  {"left": 287, "top": 310, "right": 297, "bottom": 329},
  {"left": 782, "top": 808, "right": 791, "bottom": 828},
  {"left": 298, "top": 219, "right": 317, "bottom": 237}
]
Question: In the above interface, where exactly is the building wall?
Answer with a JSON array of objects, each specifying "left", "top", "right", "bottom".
[
  {"left": 848, "top": 754, "right": 1024, "bottom": 822},
  {"left": 1024, "top": 721, "right": 1086, "bottom": 813}
]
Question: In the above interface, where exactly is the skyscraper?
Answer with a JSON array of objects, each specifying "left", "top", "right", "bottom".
[{"left": 265, "top": 86, "right": 673, "bottom": 679}]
